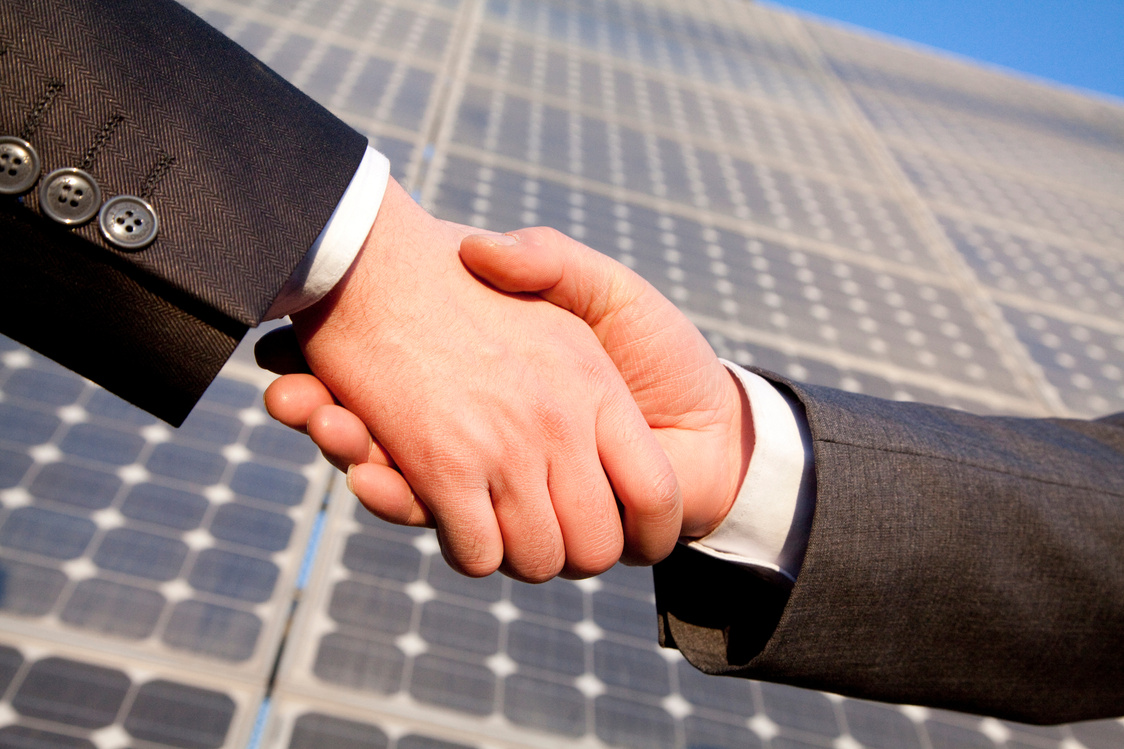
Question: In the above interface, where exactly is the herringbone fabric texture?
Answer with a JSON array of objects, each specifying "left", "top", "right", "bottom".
[
  {"left": 656, "top": 375, "right": 1124, "bottom": 724},
  {"left": 0, "top": 0, "right": 367, "bottom": 421}
]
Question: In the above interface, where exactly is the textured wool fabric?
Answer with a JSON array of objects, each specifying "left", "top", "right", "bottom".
[
  {"left": 1, "top": 209, "right": 242, "bottom": 424},
  {"left": 0, "top": 0, "right": 366, "bottom": 421},
  {"left": 656, "top": 373, "right": 1124, "bottom": 725}
]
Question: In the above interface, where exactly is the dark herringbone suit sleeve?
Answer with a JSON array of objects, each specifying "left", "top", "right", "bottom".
[
  {"left": 0, "top": 0, "right": 366, "bottom": 424},
  {"left": 655, "top": 377, "right": 1124, "bottom": 724}
]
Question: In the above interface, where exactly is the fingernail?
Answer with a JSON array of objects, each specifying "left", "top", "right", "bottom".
[
  {"left": 489, "top": 233, "right": 518, "bottom": 245},
  {"left": 346, "top": 464, "right": 357, "bottom": 495}
]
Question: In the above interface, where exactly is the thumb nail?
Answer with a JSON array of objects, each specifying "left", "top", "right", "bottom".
[
  {"left": 488, "top": 233, "right": 518, "bottom": 245},
  {"left": 346, "top": 464, "right": 357, "bottom": 495}
]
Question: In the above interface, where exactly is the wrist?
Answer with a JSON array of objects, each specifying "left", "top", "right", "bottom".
[
  {"left": 689, "top": 363, "right": 815, "bottom": 581},
  {"left": 290, "top": 177, "right": 417, "bottom": 340},
  {"left": 265, "top": 146, "right": 390, "bottom": 320}
]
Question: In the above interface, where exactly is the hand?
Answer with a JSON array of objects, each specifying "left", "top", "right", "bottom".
[
  {"left": 268, "top": 184, "right": 681, "bottom": 582},
  {"left": 264, "top": 224, "right": 751, "bottom": 548},
  {"left": 459, "top": 228, "right": 752, "bottom": 538}
]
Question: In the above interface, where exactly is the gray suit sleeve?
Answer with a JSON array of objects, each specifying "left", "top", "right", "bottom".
[{"left": 655, "top": 374, "right": 1124, "bottom": 724}]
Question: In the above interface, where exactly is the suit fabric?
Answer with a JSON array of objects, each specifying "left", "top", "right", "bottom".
[
  {"left": 1, "top": 0, "right": 366, "bottom": 423},
  {"left": 656, "top": 374, "right": 1124, "bottom": 724},
  {"left": 7, "top": 0, "right": 1124, "bottom": 725}
]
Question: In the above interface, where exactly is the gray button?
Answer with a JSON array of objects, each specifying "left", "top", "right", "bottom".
[
  {"left": 0, "top": 136, "right": 42, "bottom": 195},
  {"left": 99, "top": 194, "right": 159, "bottom": 250},
  {"left": 40, "top": 168, "right": 101, "bottom": 225}
]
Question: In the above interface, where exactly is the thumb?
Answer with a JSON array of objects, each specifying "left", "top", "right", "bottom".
[
  {"left": 459, "top": 230, "right": 563, "bottom": 293},
  {"left": 460, "top": 227, "right": 647, "bottom": 336}
]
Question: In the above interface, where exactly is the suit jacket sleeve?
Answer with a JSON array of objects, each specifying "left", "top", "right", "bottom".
[
  {"left": 654, "top": 373, "right": 1124, "bottom": 724},
  {"left": 0, "top": 0, "right": 367, "bottom": 424}
]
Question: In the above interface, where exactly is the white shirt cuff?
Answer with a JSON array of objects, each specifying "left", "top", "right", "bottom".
[
  {"left": 687, "top": 362, "right": 816, "bottom": 585},
  {"left": 264, "top": 146, "right": 391, "bottom": 320}
]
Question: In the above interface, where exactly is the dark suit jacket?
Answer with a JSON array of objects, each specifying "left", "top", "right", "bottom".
[
  {"left": 1, "top": 0, "right": 366, "bottom": 424},
  {"left": 655, "top": 374, "right": 1124, "bottom": 724}
]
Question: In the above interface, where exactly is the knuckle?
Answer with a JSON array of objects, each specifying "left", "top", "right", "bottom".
[
  {"left": 528, "top": 225, "right": 563, "bottom": 243},
  {"left": 567, "top": 539, "right": 622, "bottom": 579},
  {"left": 530, "top": 392, "right": 577, "bottom": 446},
  {"left": 505, "top": 544, "right": 566, "bottom": 584},
  {"left": 438, "top": 526, "right": 502, "bottom": 579}
]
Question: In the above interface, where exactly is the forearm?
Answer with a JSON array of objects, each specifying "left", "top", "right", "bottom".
[
  {"left": 1, "top": 0, "right": 367, "bottom": 422},
  {"left": 657, "top": 379, "right": 1124, "bottom": 723}
]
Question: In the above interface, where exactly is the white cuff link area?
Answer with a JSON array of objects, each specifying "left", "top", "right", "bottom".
[
  {"left": 264, "top": 146, "right": 391, "bottom": 320},
  {"left": 687, "top": 362, "right": 816, "bottom": 585}
]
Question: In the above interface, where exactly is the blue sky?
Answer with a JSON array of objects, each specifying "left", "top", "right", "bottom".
[{"left": 769, "top": 0, "right": 1124, "bottom": 102}]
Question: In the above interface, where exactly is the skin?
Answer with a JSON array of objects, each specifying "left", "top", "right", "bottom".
[
  {"left": 265, "top": 226, "right": 754, "bottom": 579},
  {"left": 284, "top": 187, "right": 681, "bottom": 582}
]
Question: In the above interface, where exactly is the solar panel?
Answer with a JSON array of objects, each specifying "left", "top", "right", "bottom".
[{"left": 1, "top": 0, "right": 1122, "bottom": 746}]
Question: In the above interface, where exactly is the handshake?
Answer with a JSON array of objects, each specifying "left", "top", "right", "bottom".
[
  {"left": 257, "top": 179, "right": 755, "bottom": 583},
  {"left": 253, "top": 181, "right": 1124, "bottom": 724}
]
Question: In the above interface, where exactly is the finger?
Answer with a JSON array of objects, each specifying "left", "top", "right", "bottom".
[
  {"left": 521, "top": 393, "right": 623, "bottom": 578},
  {"left": 434, "top": 515, "right": 506, "bottom": 579},
  {"left": 460, "top": 232, "right": 563, "bottom": 292},
  {"left": 255, "top": 325, "right": 313, "bottom": 374},
  {"left": 407, "top": 455, "right": 506, "bottom": 580},
  {"left": 489, "top": 470, "right": 567, "bottom": 583},
  {"left": 596, "top": 384, "right": 682, "bottom": 566},
  {"left": 460, "top": 227, "right": 648, "bottom": 334},
  {"left": 547, "top": 452, "right": 625, "bottom": 579},
  {"left": 264, "top": 374, "right": 335, "bottom": 433},
  {"left": 348, "top": 462, "right": 434, "bottom": 528},
  {"left": 464, "top": 229, "right": 683, "bottom": 566},
  {"left": 306, "top": 404, "right": 391, "bottom": 473}
]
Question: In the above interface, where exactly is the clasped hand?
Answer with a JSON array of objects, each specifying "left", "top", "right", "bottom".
[{"left": 262, "top": 183, "right": 751, "bottom": 582}]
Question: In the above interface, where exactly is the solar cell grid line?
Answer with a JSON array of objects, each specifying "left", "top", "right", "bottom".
[
  {"left": 437, "top": 137, "right": 949, "bottom": 291},
  {"left": 1002, "top": 308, "right": 1124, "bottom": 417},
  {"left": 452, "top": 21, "right": 884, "bottom": 198},
  {"left": 0, "top": 629, "right": 261, "bottom": 748},
  {"left": 892, "top": 149, "right": 1124, "bottom": 248},
  {"left": 476, "top": 0, "right": 834, "bottom": 121},
  {"left": 782, "top": 14, "right": 1070, "bottom": 416},
  {"left": 938, "top": 217, "right": 1124, "bottom": 332},
  {"left": 809, "top": 22, "right": 1124, "bottom": 170},
  {"left": 699, "top": 324, "right": 1038, "bottom": 416},
  {"left": 274, "top": 481, "right": 792, "bottom": 749},
  {"left": 793, "top": 21, "right": 1124, "bottom": 421},
  {"left": 441, "top": 78, "right": 939, "bottom": 269},
  {"left": 0, "top": 341, "right": 331, "bottom": 683},
  {"left": 627, "top": 0, "right": 834, "bottom": 117},
  {"left": 434, "top": 9, "right": 954, "bottom": 277},
  {"left": 875, "top": 118, "right": 1124, "bottom": 208},
  {"left": 925, "top": 205, "right": 1123, "bottom": 278},
  {"left": 456, "top": 16, "right": 845, "bottom": 149},
  {"left": 852, "top": 89, "right": 1124, "bottom": 198},
  {"left": 802, "top": 19, "right": 1111, "bottom": 127},
  {"left": 189, "top": 0, "right": 463, "bottom": 194}
]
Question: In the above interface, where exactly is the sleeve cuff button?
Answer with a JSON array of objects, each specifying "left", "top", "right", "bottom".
[
  {"left": 0, "top": 136, "right": 42, "bottom": 196},
  {"left": 99, "top": 194, "right": 159, "bottom": 250},
  {"left": 40, "top": 167, "right": 101, "bottom": 225}
]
